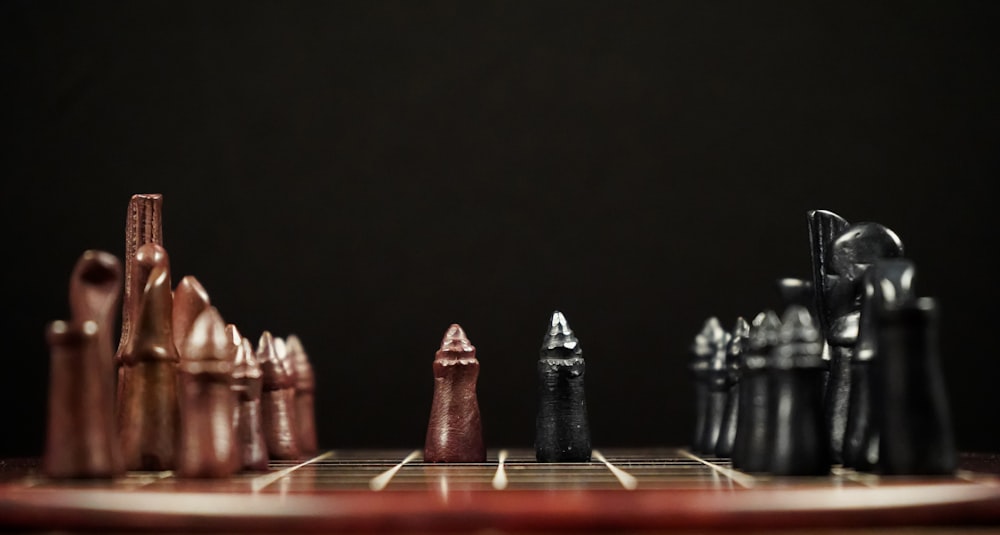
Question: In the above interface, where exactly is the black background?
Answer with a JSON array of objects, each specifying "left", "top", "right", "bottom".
[{"left": 2, "top": 1, "right": 998, "bottom": 456}]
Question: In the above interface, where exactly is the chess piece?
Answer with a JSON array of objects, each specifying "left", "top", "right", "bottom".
[
  {"left": 731, "top": 310, "right": 780, "bottom": 472},
  {"left": 875, "top": 297, "right": 956, "bottom": 475},
  {"left": 44, "top": 321, "right": 119, "bottom": 478},
  {"left": 767, "top": 306, "right": 830, "bottom": 476},
  {"left": 776, "top": 278, "right": 831, "bottom": 393},
  {"left": 691, "top": 318, "right": 730, "bottom": 455},
  {"left": 715, "top": 317, "right": 748, "bottom": 458},
  {"left": 176, "top": 307, "right": 238, "bottom": 478},
  {"left": 116, "top": 194, "right": 164, "bottom": 401},
  {"left": 258, "top": 331, "right": 301, "bottom": 460},
  {"left": 535, "top": 311, "right": 591, "bottom": 462},
  {"left": 234, "top": 335, "right": 269, "bottom": 470},
  {"left": 287, "top": 335, "right": 318, "bottom": 456},
  {"left": 64, "top": 250, "right": 125, "bottom": 476},
  {"left": 172, "top": 276, "right": 211, "bottom": 353},
  {"left": 44, "top": 252, "right": 124, "bottom": 479},
  {"left": 847, "top": 259, "right": 917, "bottom": 471},
  {"left": 807, "top": 210, "right": 903, "bottom": 463},
  {"left": 425, "top": 324, "right": 486, "bottom": 463},
  {"left": 117, "top": 244, "right": 180, "bottom": 470}
]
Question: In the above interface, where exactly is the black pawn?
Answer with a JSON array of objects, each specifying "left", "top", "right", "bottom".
[
  {"left": 536, "top": 311, "right": 591, "bottom": 462},
  {"left": 715, "top": 317, "right": 748, "bottom": 458},
  {"left": 875, "top": 297, "right": 956, "bottom": 475},
  {"left": 731, "top": 310, "right": 780, "bottom": 472},
  {"left": 691, "top": 318, "right": 730, "bottom": 455},
  {"left": 767, "top": 306, "right": 831, "bottom": 476}
]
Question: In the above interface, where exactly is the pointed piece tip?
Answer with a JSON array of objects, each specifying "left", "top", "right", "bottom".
[
  {"left": 182, "top": 306, "right": 229, "bottom": 361},
  {"left": 439, "top": 324, "right": 475, "bottom": 353},
  {"left": 541, "top": 311, "right": 581, "bottom": 356}
]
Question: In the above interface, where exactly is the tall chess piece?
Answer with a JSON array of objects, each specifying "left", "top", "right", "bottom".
[
  {"left": 849, "top": 259, "right": 917, "bottom": 471},
  {"left": 807, "top": 210, "right": 903, "bottom": 464},
  {"left": 691, "top": 318, "right": 730, "bottom": 455},
  {"left": 425, "top": 324, "right": 486, "bottom": 463},
  {"left": 731, "top": 310, "right": 780, "bottom": 472},
  {"left": 767, "top": 306, "right": 831, "bottom": 476},
  {"left": 118, "top": 245, "right": 180, "bottom": 470},
  {"left": 715, "top": 317, "right": 749, "bottom": 458},
  {"left": 116, "top": 194, "right": 164, "bottom": 423},
  {"left": 44, "top": 252, "right": 124, "bottom": 479},
  {"left": 536, "top": 311, "right": 591, "bottom": 462},
  {"left": 875, "top": 297, "right": 956, "bottom": 475}
]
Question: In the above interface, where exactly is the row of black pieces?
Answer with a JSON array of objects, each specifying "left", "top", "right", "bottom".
[{"left": 690, "top": 211, "right": 957, "bottom": 477}]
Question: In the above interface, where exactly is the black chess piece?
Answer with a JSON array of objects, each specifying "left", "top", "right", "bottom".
[
  {"left": 536, "top": 311, "right": 591, "bottom": 462},
  {"left": 730, "top": 310, "right": 780, "bottom": 472},
  {"left": 875, "top": 297, "right": 956, "bottom": 475},
  {"left": 715, "top": 317, "right": 748, "bottom": 458},
  {"left": 807, "top": 210, "right": 903, "bottom": 464},
  {"left": 847, "top": 259, "right": 917, "bottom": 471},
  {"left": 767, "top": 306, "right": 831, "bottom": 476},
  {"left": 691, "top": 318, "right": 730, "bottom": 455},
  {"left": 776, "top": 278, "right": 830, "bottom": 390}
]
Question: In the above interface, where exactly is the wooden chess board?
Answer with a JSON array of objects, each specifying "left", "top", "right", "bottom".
[{"left": 2, "top": 448, "right": 999, "bottom": 532}]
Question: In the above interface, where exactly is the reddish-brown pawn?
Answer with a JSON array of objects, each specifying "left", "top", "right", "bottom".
[
  {"left": 425, "top": 324, "right": 485, "bottom": 463},
  {"left": 176, "top": 307, "right": 237, "bottom": 478},
  {"left": 118, "top": 244, "right": 179, "bottom": 471},
  {"left": 233, "top": 333, "right": 269, "bottom": 471},
  {"left": 286, "top": 335, "right": 318, "bottom": 455},
  {"left": 172, "top": 275, "right": 211, "bottom": 354},
  {"left": 258, "top": 332, "right": 300, "bottom": 460}
]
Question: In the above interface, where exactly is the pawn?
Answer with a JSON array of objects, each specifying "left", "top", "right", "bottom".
[
  {"left": 715, "top": 317, "right": 749, "bottom": 458},
  {"left": 287, "top": 335, "right": 318, "bottom": 456},
  {"left": 535, "top": 311, "right": 591, "bottom": 462},
  {"left": 876, "top": 297, "right": 956, "bottom": 475},
  {"left": 233, "top": 335, "right": 269, "bottom": 470},
  {"left": 767, "top": 306, "right": 830, "bottom": 476},
  {"left": 731, "top": 310, "right": 780, "bottom": 472},
  {"left": 692, "top": 318, "right": 731, "bottom": 455},
  {"left": 258, "top": 331, "right": 301, "bottom": 460},
  {"left": 425, "top": 324, "right": 485, "bottom": 463},
  {"left": 176, "top": 307, "right": 238, "bottom": 478}
]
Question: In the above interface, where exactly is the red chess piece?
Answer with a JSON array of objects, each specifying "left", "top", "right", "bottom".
[{"left": 424, "top": 324, "right": 485, "bottom": 463}]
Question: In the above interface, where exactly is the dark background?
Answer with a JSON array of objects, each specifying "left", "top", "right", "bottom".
[{"left": 2, "top": 1, "right": 998, "bottom": 456}]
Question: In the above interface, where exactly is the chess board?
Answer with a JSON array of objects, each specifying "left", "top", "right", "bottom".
[{"left": 2, "top": 448, "right": 999, "bottom": 532}]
